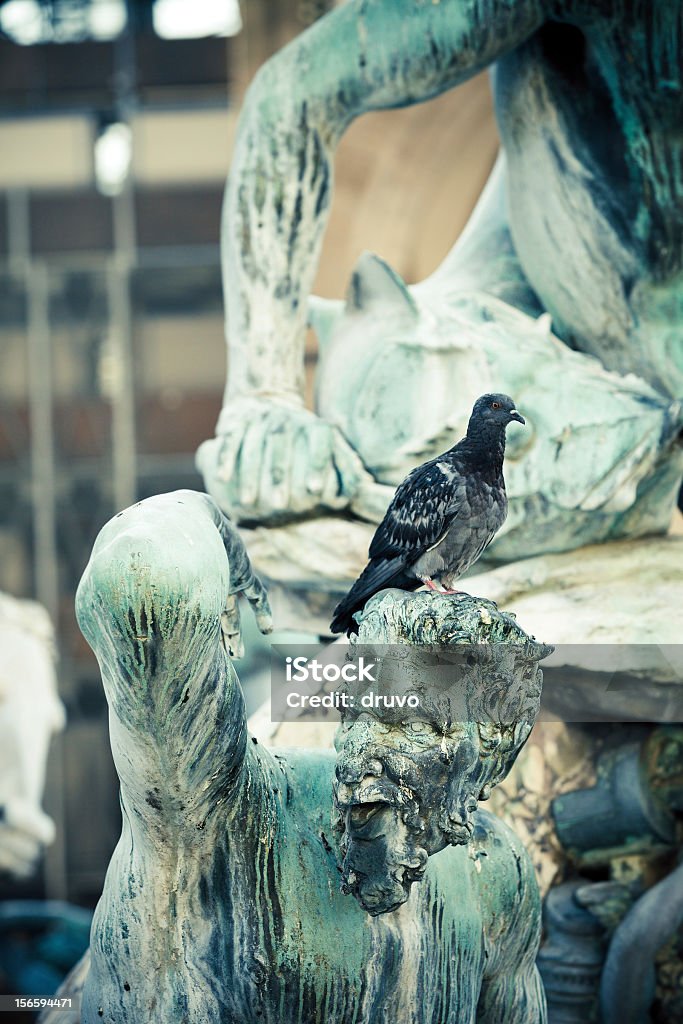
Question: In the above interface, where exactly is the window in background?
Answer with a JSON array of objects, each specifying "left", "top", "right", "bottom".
[{"left": 152, "top": 0, "right": 241, "bottom": 40}]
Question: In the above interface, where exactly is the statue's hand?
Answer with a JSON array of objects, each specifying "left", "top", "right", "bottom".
[
  {"left": 196, "top": 396, "right": 371, "bottom": 524},
  {"left": 204, "top": 494, "right": 274, "bottom": 657}
]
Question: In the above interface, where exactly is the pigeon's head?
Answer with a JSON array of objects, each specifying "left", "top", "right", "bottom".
[{"left": 469, "top": 393, "right": 525, "bottom": 434}]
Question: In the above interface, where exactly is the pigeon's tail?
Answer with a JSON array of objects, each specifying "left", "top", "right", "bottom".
[{"left": 329, "top": 558, "right": 419, "bottom": 636}]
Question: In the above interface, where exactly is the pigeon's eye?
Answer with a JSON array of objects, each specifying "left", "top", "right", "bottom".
[{"left": 491, "top": 401, "right": 501, "bottom": 410}]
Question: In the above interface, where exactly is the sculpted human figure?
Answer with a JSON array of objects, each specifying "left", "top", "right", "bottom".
[
  {"left": 0, "top": 592, "right": 64, "bottom": 879},
  {"left": 197, "top": 0, "right": 683, "bottom": 552},
  {"left": 73, "top": 490, "right": 548, "bottom": 1023}
]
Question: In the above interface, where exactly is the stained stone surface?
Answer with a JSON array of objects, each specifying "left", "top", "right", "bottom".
[
  {"left": 312, "top": 248, "right": 683, "bottom": 561},
  {"left": 463, "top": 536, "right": 683, "bottom": 652},
  {"left": 50, "top": 2, "right": 683, "bottom": 1018},
  {"left": 436, "top": 538, "right": 678, "bottom": 661},
  {"left": 249, "top": 701, "right": 597, "bottom": 901},
  {"left": 248, "top": 535, "right": 683, "bottom": 896},
  {"left": 198, "top": 0, "right": 683, "bottom": 574},
  {"left": 68, "top": 492, "right": 547, "bottom": 1024}
]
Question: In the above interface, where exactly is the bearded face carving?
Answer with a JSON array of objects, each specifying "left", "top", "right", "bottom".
[
  {"left": 331, "top": 590, "right": 550, "bottom": 916},
  {"left": 333, "top": 718, "right": 477, "bottom": 914}
]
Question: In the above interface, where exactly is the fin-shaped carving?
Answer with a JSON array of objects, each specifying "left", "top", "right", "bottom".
[{"left": 346, "top": 251, "right": 419, "bottom": 320}]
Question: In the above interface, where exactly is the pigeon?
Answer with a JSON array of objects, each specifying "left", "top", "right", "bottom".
[{"left": 329, "top": 393, "right": 525, "bottom": 635}]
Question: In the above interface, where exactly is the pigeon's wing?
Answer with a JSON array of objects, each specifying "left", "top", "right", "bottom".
[{"left": 369, "top": 459, "right": 464, "bottom": 563}]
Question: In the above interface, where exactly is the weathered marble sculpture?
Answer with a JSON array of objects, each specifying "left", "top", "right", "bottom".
[
  {"left": 72, "top": 491, "right": 549, "bottom": 1023},
  {"left": 197, "top": 0, "right": 683, "bottom": 563},
  {"left": 312, "top": 243, "right": 683, "bottom": 561},
  {"left": 0, "top": 592, "right": 64, "bottom": 879}
]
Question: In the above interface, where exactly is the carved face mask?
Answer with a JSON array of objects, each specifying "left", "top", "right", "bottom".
[{"left": 333, "top": 716, "right": 485, "bottom": 916}]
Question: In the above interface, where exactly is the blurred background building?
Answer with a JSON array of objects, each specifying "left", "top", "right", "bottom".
[{"left": 0, "top": 0, "right": 497, "bottom": 909}]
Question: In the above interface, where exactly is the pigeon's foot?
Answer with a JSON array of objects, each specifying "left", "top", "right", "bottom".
[{"left": 419, "top": 577, "right": 461, "bottom": 596}]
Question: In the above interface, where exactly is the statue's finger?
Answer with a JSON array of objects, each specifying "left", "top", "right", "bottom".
[
  {"left": 198, "top": 427, "right": 246, "bottom": 519},
  {"left": 214, "top": 426, "right": 243, "bottom": 485},
  {"left": 222, "top": 593, "right": 241, "bottom": 636},
  {"left": 289, "top": 425, "right": 319, "bottom": 512},
  {"left": 221, "top": 600, "right": 244, "bottom": 659},
  {"left": 350, "top": 480, "right": 394, "bottom": 522},
  {"left": 306, "top": 423, "right": 334, "bottom": 496},
  {"left": 221, "top": 518, "right": 259, "bottom": 595},
  {"left": 242, "top": 578, "right": 273, "bottom": 635},
  {"left": 214, "top": 507, "right": 273, "bottom": 634},
  {"left": 319, "top": 452, "right": 348, "bottom": 510},
  {"left": 255, "top": 412, "right": 288, "bottom": 516},
  {"left": 263, "top": 414, "right": 292, "bottom": 512},
  {"left": 237, "top": 414, "right": 268, "bottom": 512},
  {"left": 272, "top": 422, "right": 295, "bottom": 512},
  {"left": 332, "top": 433, "right": 370, "bottom": 499},
  {"left": 196, "top": 437, "right": 233, "bottom": 514}
]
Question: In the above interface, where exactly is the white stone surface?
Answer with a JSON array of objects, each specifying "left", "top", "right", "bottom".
[
  {"left": 465, "top": 535, "right": 683, "bottom": 679},
  {"left": 0, "top": 593, "right": 64, "bottom": 878}
]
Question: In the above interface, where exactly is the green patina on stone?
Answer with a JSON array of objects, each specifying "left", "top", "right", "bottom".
[{"left": 75, "top": 491, "right": 548, "bottom": 1023}]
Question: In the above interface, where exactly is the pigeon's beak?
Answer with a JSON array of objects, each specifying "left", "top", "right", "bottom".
[{"left": 509, "top": 409, "right": 525, "bottom": 425}]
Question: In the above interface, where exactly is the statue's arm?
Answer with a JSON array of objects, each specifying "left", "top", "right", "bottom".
[
  {"left": 224, "top": 0, "right": 548, "bottom": 399},
  {"left": 75, "top": 491, "right": 272, "bottom": 832},
  {"left": 200, "top": 0, "right": 549, "bottom": 520}
]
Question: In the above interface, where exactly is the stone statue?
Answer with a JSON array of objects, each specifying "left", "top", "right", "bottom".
[
  {"left": 187, "top": 10, "right": 683, "bottom": 1016},
  {"left": 45, "top": 4, "right": 683, "bottom": 1018},
  {"left": 70, "top": 490, "right": 549, "bottom": 1023},
  {"left": 0, "top": 592, "right": 64, "bottom": 879},
  {"left": 197, "top": 0, "right": 683, "bottom": 564},
  {"left": 311, "top": 243, "right": 682, "bottom": 561}
]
